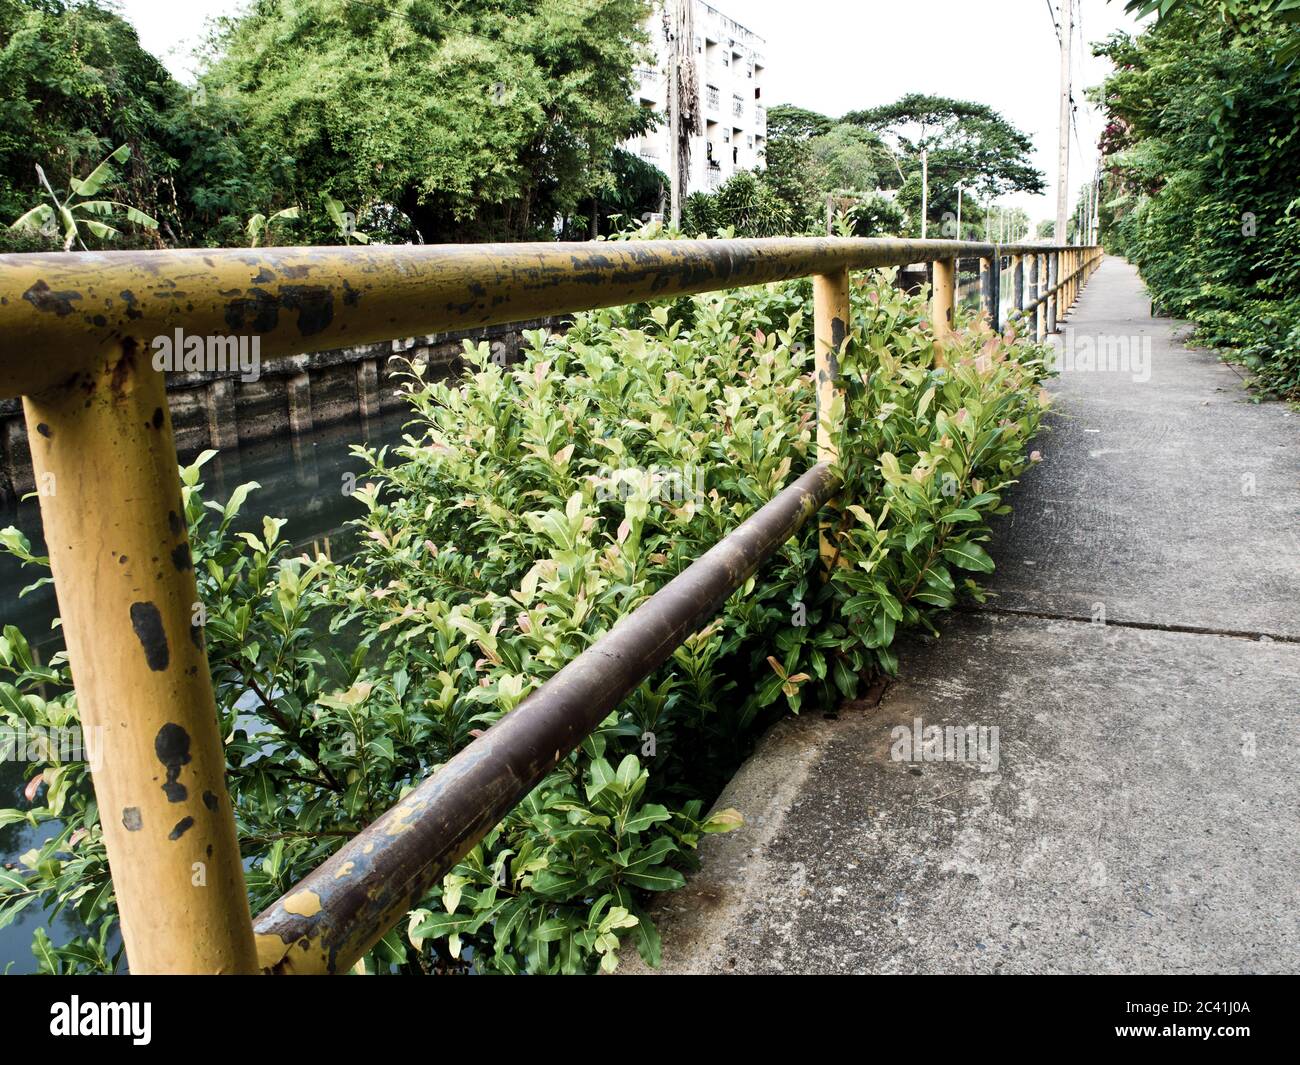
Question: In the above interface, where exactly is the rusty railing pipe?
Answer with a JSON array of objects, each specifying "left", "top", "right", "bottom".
[
  {"left": 252, "top": 463, "right": 840, "bottom": 974},
  {"left": 1, "top": 239, "right": 996, "bottom": 399}
]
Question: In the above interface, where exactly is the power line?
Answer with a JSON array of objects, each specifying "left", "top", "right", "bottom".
[
  {"left": 1070, "top": 0, "right": 1098, "bottom": 173},
  {"left": 1044, "top": 0, "right": 1062, "bottom": 44}
]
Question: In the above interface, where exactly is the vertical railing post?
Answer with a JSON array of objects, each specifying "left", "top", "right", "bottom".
[
  {"left": 1012, "top": 254, "right": 1025, "bottom": 322},
  {"left": 1047, "top": 251, "right": 1059, "bottom": 334},
  {"left": 1029, "top": 253, "right": 1042, "bottom": 342},
  {"left": 813, "top": 268, "right": 850, "bottom": 570},
  {"left": 22, "top": 353, "right": 258, "bottom": 974},
  {"left": 930, "top": 257, "right": 956, "bottom": 344},
  {"left": 979, "top": 253, "right": 1000, "bottom": 329}
]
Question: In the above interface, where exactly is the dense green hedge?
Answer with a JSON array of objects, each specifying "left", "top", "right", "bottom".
[
  {"left": 1096, "top": 9, "right": 1300, "bottom": 400},
  {"left": 0, "top": 263, "right": 1052, "bottom": 974}
]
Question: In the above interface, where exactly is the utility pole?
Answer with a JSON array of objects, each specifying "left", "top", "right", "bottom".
[
  {"left": 1055, "top": 0, "right": 1073, "bottom": 242},
  {"left": 666, "top": 0, "right": 698, "bottom": 229},
  {"left": 667, "top": 5, "right": 680, "bottom": 228},
  {"left": 1085, "top": 174, "right": 1093, "bottom": 245},
  {"left": 955, "top": 180, "right": 963, "bottom": 240},
  {"left": 920, "top": 149, "right": 929, "bottom": 238},
  {"left": 1093, "top": 169, "right": 1101, "bottom": 244}
]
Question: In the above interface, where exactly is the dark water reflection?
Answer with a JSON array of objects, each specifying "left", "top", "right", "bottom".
[{"left": 0, "top": 409, "right": 412, "bottom": 972}]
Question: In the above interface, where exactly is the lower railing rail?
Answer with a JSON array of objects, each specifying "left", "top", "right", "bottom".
[{"left": 253, "top": 464, "right": 839, "bottom": 974}]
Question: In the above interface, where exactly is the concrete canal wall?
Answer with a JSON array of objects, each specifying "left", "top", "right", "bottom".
[{"left": 0, "top": 317, "right": 562, "bottom": 502}]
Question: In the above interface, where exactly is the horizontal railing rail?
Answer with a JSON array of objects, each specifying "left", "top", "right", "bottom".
[
  {"left": 0, "top": 237, "right": 1101, "bottom": 973},
  {"left": 0, "top": 239, "right": 1076, "bottom": 396}
]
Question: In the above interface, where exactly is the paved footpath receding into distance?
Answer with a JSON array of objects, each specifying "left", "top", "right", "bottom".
[{"left": 627, "top": 258, "right": 1300, "bottom": 975}]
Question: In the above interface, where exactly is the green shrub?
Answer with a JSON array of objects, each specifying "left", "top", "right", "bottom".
[
  {"left": 681, "top": 171, "right": 793, "bottom": 238},
  {"left": 0, "top": 269, "right": 1051, "bottom": 974},
  {"left": 1096, "top": 11, "right": 1300, "bottom": 401}
]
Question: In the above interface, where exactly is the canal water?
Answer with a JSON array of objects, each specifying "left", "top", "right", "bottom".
[{"left": 0, "top": 408, "right": 412, "bottom": 972}]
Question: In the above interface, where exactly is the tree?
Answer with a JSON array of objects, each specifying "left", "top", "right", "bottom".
[
  {"left": 765, "top": 104, "right": 834, "bottom": 142},
  {"left": 681, "top": 170, "right": 791, "bottom": 237},
  {"left": 762, "top": 104, "right": 903, "bottom": 233},
  {"left": 0, "top": 1, "right": 290, "bottom": 249},
  {"left": 10, "top": 143, "right": 158, "bottom": 249},
  {"left": 667, "top": 0, "right": 699, "bottom": 224},
  {"left": 246, "top": 205, "right": 300, "bottom": 247},
  {"left": 980, "top": 204, "right": 1031, "bottom": 243},
  {"left": 1121, "top": 0, "right": 1300, "bottom": 64},
  {"left": 203, "top": 0, "right": 656, "bottom": 243},
  {"left": 0, "top": 0, "right": 179, "bottom": 236},
  {"left": 809, "top": 125, "right": 892, "bottom": 196},
  {"left": 842, "top": 192, "right": 904, "bottom": 238},
  {"left": 762, "top": 104, "right": 832, "bottom": 231},
  {"left": 1096, "top": 4, "right": 1300, "bottom": 397},
  {"left": 570, "top": 147, "right": 666, "bottom": 238},
  {"left": 845, "top": 93, "right": 1045, "bottom": 236}
]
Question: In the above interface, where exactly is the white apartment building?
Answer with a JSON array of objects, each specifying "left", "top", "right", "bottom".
[{"left": 629, "top": 1, "right": 768, "bottom": 194}]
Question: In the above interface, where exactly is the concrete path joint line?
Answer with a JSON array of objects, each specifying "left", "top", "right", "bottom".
[{"left": 969, "top": 604, "right": 1300, "bottom": 645}]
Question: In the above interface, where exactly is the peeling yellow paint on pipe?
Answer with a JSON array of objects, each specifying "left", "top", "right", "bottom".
[
  {"left": 0, "top": 239, "right": 1058, "bottom": 398},
  {"left": 931, "top": 258, "right": 956, "bottom": 347},
  {"left": 22, "top": 354, "right": 257, "bottom": 973},
  {"left": 812, "top": 269, "right": 849, "bottom": 570},
  {"left": 282, "top": 890, "right": 323, "bottom": 917}
]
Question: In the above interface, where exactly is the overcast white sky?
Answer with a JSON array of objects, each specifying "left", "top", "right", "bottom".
[{"left": 114, "top": 0, "right": 1149, "bottom": 227}]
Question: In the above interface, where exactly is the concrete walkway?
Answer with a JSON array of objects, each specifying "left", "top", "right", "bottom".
[{"left": 631, "top": 258, "right": 1300, "bottom": 975}]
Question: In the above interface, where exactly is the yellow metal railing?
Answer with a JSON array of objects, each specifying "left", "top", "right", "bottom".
[{"left": 0, "top": 238, "right": 1102, "bottom": 973}]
